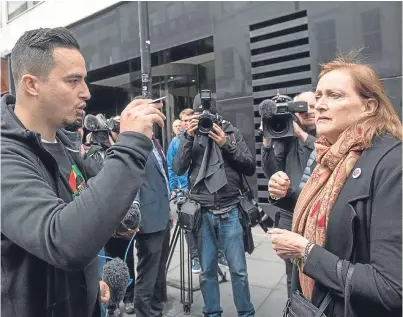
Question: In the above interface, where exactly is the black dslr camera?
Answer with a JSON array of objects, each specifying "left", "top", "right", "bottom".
[
  {"left": 197, "top": 90, "right": 223, "bottom": 135},
  {"left": 258, "top": 92, "right": 308, "bottom": 139}
]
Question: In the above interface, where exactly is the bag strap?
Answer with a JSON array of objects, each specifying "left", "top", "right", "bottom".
[
  {"left": 238, "top": 172, "right": 253, "bottom": 199},
  {"left": 337, "top": 261, "right": 356, "bottom": 317},
  {"left": 315, "top": 291, "right": 332, "bottom": 317}
]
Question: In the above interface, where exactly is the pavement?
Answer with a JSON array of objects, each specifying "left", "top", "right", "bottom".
[{"left": 119, "top": 227, "right": 287, "bottom": 317}]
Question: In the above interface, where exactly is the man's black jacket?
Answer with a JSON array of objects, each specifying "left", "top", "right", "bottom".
[
  {"left": 261, "top": 133, "right": 315, "bottom": 212},
  {"left": 1, "top": 94, "right": 153, "bottom": 317},
  {"left": 172, "top": 121, "right": 255, "bottom": 208}
]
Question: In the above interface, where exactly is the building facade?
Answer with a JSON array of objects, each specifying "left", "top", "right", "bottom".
[{"left": 1, "top": 1, "right": 401, "bottom": 211}]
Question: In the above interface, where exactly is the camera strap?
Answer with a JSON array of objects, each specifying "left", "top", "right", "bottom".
[{"left": 238, "top": 172, "right": 253, "bottom": 198}]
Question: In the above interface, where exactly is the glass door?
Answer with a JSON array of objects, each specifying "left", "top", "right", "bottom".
[{"left": 153, "top": 74, "right": 197, "bottom": 151}]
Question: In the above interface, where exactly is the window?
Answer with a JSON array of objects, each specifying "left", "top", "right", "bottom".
[
  {"left": 315, "top": 19, "right": 337, "bottom": 63},
  {"left": 7, "top": 1, "right": 40, "bottom": 21},
  {"left": 361, "top": 8, "right": 382, "bottom": 61}
]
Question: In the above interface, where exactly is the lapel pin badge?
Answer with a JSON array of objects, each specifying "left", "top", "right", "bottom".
[{"left": 352, "top": 168, "right": 361, "bottom": 179}]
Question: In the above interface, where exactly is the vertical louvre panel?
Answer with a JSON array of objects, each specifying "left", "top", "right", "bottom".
[{"left": 249, "top": 10, "right": 313, "bottom": 206}]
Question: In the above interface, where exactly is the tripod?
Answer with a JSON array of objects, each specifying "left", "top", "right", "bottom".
[{"left": 166, "top": 222, "right": 227, "bottom": 314}]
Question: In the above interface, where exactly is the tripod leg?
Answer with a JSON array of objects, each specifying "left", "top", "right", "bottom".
[
  {"left": 187, "top": 232, "right": 193, "bottom": 305},
  {"left": 217, "top": 264, "right": 227, "bottom": 282},
  {"left": 166, "top": 223, "right": 180, "bottom": 275},
  {"left": 180, "top": 227, "right": 185, "bottom": 305}
]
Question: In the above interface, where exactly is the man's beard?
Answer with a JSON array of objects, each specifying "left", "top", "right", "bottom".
[{"left": 63, "top": 117, "right": 83, "bottom": 132}]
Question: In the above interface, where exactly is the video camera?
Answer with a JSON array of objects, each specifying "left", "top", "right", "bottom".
[
  {"left": 169, "top": 188, "right": 202, "bottom": 232},
  {"left": 197, "top": 90, "right": 223, "bottom": 135},
  {"left": 258, "top": 92, "right": 308, "bottom": 139},
  {"left": 84, "top": 114, "right": 120, "bottom": 147}
]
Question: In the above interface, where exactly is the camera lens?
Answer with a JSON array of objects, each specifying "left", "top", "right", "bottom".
[
  {"left": 267, "top": 116, "right": 289, "bottom": 136},
  {"left": 198, "top": 117, "right": 213, "bottom": 135}
]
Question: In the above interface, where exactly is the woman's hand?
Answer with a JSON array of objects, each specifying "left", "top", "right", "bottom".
[
  {"left": 99, "top": 280, "right": 110, "bottom": 304},
  {"left": 268, "top": 171, "right": 291, "bottom": 199},
  {"left": 268, "top": 228, "right": 309, "bottom": 260}
]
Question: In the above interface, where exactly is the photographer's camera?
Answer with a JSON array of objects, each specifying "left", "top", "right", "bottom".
[{"left": 197, "top": 90, "right": 223, "bottom": 135}]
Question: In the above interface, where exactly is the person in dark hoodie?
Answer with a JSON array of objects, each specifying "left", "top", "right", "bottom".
[
  {"left": 1, "top": 27, "right": 165, "bottom": 317},
  {"left": 173, "top": 93, "right": 256, "bottom": 317}
]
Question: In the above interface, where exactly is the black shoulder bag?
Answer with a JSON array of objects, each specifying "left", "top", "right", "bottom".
[
  {"left": 283, "top": 264, "right": 354, "bottom": 317},
  {"left": 237, "top": 174, "right": 264, "bottom": 254},
  {"left": 237, "top": 174, "right": 265, "bottom": 227}
]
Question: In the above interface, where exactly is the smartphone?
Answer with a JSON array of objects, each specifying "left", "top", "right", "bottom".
[{"left": 150, "top": 96, "right": 167, "bottom": 103}]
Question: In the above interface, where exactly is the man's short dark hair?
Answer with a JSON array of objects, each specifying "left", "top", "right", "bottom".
[{"left": 11, "top": 27, "right": 80, "bottom": 87}]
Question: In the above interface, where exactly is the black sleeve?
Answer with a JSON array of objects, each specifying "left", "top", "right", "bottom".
[
  {"left": 303, "top": 148, "right": 402, "bottom": 313},
  {"left": 268, "top": 186, "right": 299, "bottom": 212},
  {"left": 221, "top": 128, "right": 256, "bottom": 176},
  {"left": 80, "top": 153, "right": 102, "bottom": 178},
  {"left": 303, "top": 134, "right": 316, "bottom": 150},
  {"left": 172, "top": 133, "right": 194, "bottom": 176},
  {"left": 261, "top": 140, "right": 286, "bottom": 179},
  {"left": 1, "top": 132, "right": 152, "bottom": 271}
]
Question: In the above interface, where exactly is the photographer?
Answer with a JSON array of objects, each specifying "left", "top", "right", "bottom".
[
  {"left": 261, "top": 91, "right": 316, "bottom": 297},
  {"left": 173, "top": 92, "right": 256, "bottom": 317}
]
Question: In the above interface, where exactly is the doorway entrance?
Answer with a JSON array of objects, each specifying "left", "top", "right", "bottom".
[
  {"left": 127, "top": 63, "right": 198, "bottom": 150},
  {"left": 125, "top": 56, "right": 215, "bottom": 151},
  {"left": 88, "top": 48, "right": 215, "bottom": 151}
]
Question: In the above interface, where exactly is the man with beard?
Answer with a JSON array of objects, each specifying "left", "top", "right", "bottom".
[{"left": 1, "top": 27, "right": 165, "bottom": 317}]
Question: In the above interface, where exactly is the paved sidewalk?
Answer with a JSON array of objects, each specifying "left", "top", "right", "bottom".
[{"left": 119, "top": 227, "right": 288, "bottom": 317}]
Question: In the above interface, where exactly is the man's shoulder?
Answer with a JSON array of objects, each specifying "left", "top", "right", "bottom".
[
  {"left": 1, "top": 136, "right": 39, "bottom": 162},
  {"left": 222, "top": 121, "right": 240, "bottom": 134}
]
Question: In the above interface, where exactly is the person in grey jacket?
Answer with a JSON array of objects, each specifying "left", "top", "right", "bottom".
[
  {"left": 1, "top": 27, "right": 165, "bottom": 317},
  {"left": 270, "top": 56, "right": 402, "bottom": 317}
]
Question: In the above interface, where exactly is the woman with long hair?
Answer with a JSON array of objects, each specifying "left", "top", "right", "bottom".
[{"left": 269, "top": 54, "right": 402, "bottom": 317}]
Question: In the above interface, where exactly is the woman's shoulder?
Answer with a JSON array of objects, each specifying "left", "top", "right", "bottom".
[
  {"left": 367, "top": 134, "right": 402, "bottom": 185},
  {"left": 368, "top": 134, "right": 402, "bottom": 164}
]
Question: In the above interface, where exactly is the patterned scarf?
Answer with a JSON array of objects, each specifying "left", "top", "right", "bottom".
[{"left": 292, "top": 125, "right": 367, "bottom": 300}]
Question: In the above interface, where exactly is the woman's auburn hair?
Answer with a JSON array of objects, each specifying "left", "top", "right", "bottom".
[{"left": 319, "top": 52, "right": 402, "bottom": 147}]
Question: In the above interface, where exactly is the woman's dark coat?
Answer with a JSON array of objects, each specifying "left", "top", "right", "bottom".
[{"left": 292, "top": 134, "right": 402, "bottom": 317}]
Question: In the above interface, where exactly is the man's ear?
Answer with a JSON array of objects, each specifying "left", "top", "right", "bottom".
[
  {"left": 21, "top": 74, "right": 40, "bottom": 97},
  {"left": 364, "top": 98, "right": 378, "bottom": 116}
]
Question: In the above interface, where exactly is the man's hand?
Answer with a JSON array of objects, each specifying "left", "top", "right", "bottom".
[
  {"left": 293, "top": 116, "right": 308, "bottom": 142},
  {"left": 208, "top": 124, "right": 226, "bottom": 147},
  {"left": 268, "top": 171, "right": 290, "bottom": 199},
  {"left": 99, "top": 280, "right": 110, "bottom": 304},
  {"left": 120, "top": 99, "right": 166, "bottom": 139},
  {"left": 260, "top": 119, "right": 272, "bottom": 146},
  {"left": 186, "top": 117, "right": 199, "bottom": 137}
]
